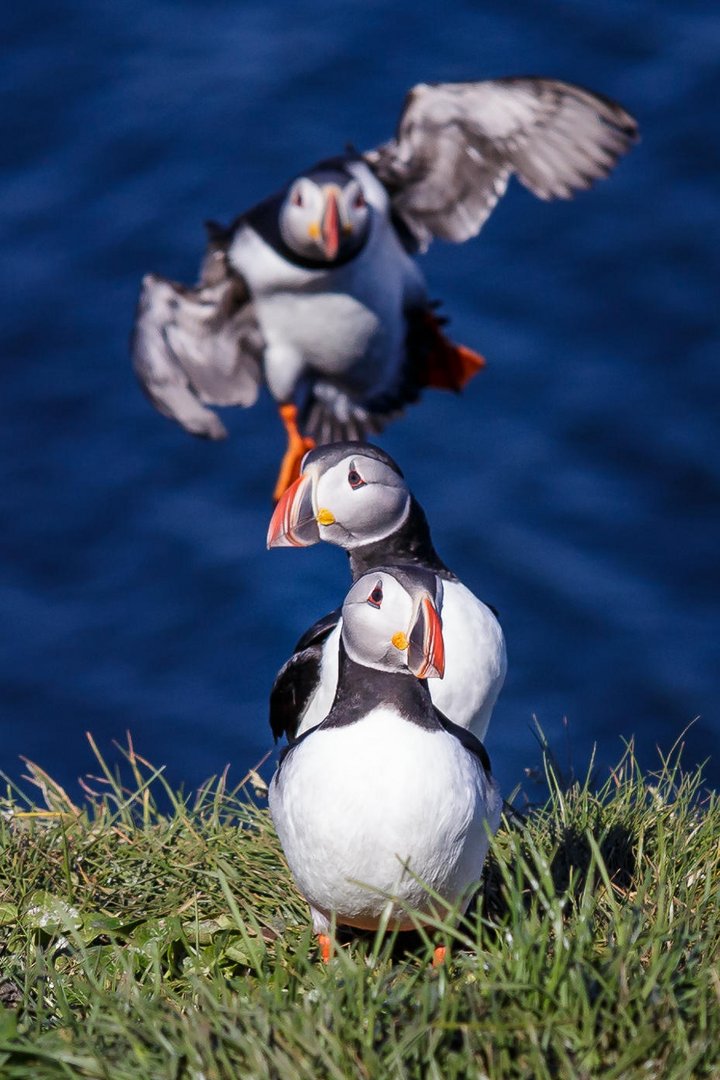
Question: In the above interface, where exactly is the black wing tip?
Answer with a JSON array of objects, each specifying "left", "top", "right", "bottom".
[
  {"left": 271, "top": 719, "right": 293, "bottom": 744},
  {"left": 494, "top": 73, "right": 640, "bottom": 136},
  {"left": 269, "top": 696, "right": 299, "bottom": 745},
  {"left": 598, "top": 110, "right": 640, "bottom": 146}
]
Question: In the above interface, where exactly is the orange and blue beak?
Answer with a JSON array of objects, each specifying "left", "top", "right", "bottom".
[
  {"left": 266, "top": 473, "right": 320, "bottom": 549},
  {"left": 407, "top": 594, "right": 445, "bottom": 680}
]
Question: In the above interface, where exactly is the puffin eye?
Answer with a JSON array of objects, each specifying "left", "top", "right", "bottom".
[
  {"left": 354, "top": 190, "right": 366, "bottom": 209},
  {"left": 291, "top": 189, "right": 304, "bottom": 207},
  {"left": 367, "top": 582, "right": 383, "bottom": 608},
  {"left": 348, "top": 467, "right": 366, "bottom": 490}
]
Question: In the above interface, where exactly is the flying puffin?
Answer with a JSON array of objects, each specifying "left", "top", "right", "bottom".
[
  {"left": 266, "top": 443, "right": 506, "bottom": 741},
  {"left": 268, "top": 564, "right": 502, "bottom": 963},
  {"left": 132, "top": 76, "right": 638, "bottom": 499}
]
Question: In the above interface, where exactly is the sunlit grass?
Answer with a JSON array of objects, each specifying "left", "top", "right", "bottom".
[{"left": 0, "top": 735, "right": 718, "bottom": 1079}]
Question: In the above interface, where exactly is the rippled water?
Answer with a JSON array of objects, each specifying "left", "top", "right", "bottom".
[{"left": 2, "top": 0, "right": 718, "bottom": 796}]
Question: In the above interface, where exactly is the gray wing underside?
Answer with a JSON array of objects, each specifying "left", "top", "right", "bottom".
[
  {"left": 132, "top": 247, "right": 264, "bottom": 439},
  {"left": 364, "top": 76, "right": 639, "bottom": 252}
]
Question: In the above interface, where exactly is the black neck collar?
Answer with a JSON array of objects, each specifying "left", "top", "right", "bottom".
[
  {"left": 277, "top": 641, "right": 494, "bottom": 779},
  {"left": 322, "top": 641, "right": 439, "bottom": 731},
  {"left": 348, "top": 497, "right": 457, "bottom": 582}
]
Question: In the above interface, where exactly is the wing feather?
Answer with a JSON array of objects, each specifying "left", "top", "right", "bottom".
[
  {"left": 132, "top": 246, "right": 263, "bottom": 439},
  {"left": 364, "top": 76, "right": 638, "bottom": 250}
]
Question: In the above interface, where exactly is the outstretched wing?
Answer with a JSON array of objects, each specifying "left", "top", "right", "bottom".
[
  {"left": 364, "top": 77, "right": 638, "bottom": 251},
  {"left": 132, "top": 243, "right": 264, "bottom": 439}
]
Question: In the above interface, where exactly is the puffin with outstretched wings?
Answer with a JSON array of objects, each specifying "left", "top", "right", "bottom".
[{"left": 132, "top": 77, "right": 637, "bottom": 499}]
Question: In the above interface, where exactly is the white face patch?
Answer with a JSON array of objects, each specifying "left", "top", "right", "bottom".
[
  {"left": 312, "top": 454, "right": 411, "bottom": 548},
  {"left": 338, "top": 179, "right": 370, "bottom": 239},
  {"left": 341, "top": 571, "right": 416, "bottom": 673},
  {"left": 278, "top": 176, "right": 371, "bottom": 263},
  {"left": 279, "top": 178, "right": 326, "bottom": 259}
]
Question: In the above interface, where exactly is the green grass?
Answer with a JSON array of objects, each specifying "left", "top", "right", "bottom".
[{"left": 0, "top": 735, "right": 718, "bottom": 1079}]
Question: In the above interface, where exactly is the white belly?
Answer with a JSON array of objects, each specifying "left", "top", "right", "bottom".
[
  {"left": 269, "top": 707, "right": 501, "bottom": 931},
  {"left": 258, "top": 288, "right": 390, "bottom": 383},
  {"left": 229, "top": 212, "right": 426, "bottom": 401},
  {"left": 296, "top": 582, "right": 506, "bottom": 741}
]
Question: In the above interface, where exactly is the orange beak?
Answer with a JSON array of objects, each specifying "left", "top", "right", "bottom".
[
  {"left": 322, "top": 189, "right": 340, "bottom": 260},
  {"left": 266, "top": 474, "right": 320, "bottom": 549},
  {"left": 408, "top": 595, "right": 445, "bottom": 680}
]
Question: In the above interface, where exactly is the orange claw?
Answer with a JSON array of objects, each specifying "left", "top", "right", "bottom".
[
  {"left": 432, "top": 945, "right": 447, "bottom": 968},
  {"left": 273, "top": 403, "right": 316, "bottom": 503},
  {"left": 317, "top": 933, "right": 332, "bottom": 964}
]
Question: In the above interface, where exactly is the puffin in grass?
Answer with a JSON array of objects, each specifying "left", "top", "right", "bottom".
[
  {"left": 132, "top": 77, "right": 638, "bottom": 499},
  {"left": 266, "top": 443, "right": 506, "bottom": 743},
  {"left": 268, "top": 564, "right": 502, "bottom": 964}
]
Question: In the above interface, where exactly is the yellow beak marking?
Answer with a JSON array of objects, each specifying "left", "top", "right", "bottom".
[
  {"left": 316, "top": 508, "right": 335, "bottom": 526},
  {"left": 391, "top": 632, "right": 409, "bottom": 651},
  {"left": 307, "top": 222, "right": 321, "bottom": 239}
]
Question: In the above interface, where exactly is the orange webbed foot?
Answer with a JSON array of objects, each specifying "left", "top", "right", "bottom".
[
  {"left": 432, "top": 944, "right": 447, "bottom": 968},
  {"left": 273, "top": 403, "right": 315, "bottom": 503},
  {"left": 317, "top": 933, "right": 332, "bottom": 964}
]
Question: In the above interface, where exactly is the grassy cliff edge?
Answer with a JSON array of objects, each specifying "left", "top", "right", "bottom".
[{"left": 0, "top": 738, "right": 718, "bottom": 1079}]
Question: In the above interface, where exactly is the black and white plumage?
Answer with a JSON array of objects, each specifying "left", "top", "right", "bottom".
[
  {"left": 267, "top": 443, "right": 506, "bottom": 743},
  {"left": 268, "top": 566, "right": 502, "bottom": 940},
  {"left": 132, "top": 77, "right": 637, "bottom": 495}
]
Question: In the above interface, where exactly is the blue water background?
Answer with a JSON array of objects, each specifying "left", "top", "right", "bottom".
[{"left": 2, "top": 0, "right": 718, "bottom": 798}]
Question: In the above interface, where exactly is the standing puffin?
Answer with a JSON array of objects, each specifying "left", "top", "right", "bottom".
[
  {"left": 266, "top": 443, "right": 506, "bottom": 742},
  {"left": 268, "top": 565, "right": 502, "bottom": 963},
  {"left": 132, "top": 77, "right": 638, "bottom": 498}
]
